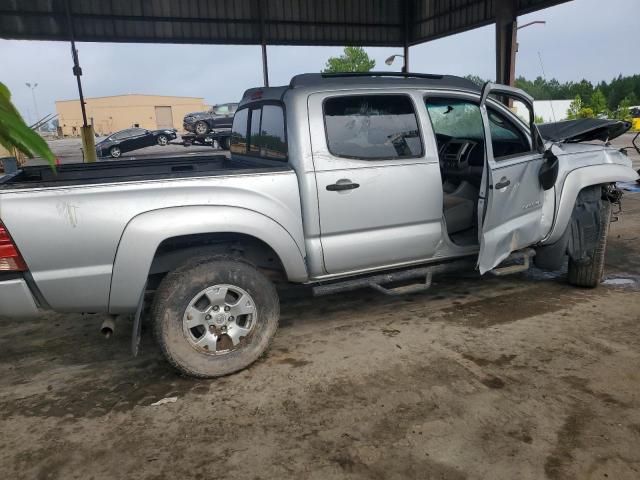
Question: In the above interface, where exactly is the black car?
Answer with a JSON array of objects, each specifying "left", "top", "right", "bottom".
[
  {"left": 183, "top": 103, "right": 238, "bottom": 135},
  {"left": 96, "top": 127, "right": 178, "bottom": 158}
]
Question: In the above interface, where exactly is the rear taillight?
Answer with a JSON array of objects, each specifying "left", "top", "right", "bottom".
[{"left": 0, "top": 223, "right": 27, "bottom": 271}]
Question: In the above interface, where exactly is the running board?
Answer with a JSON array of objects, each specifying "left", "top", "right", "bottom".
[
  {"left": 489, "top": 248, "right": 536, "bottom": 276},
  {"left": 312, "top": 258, "right": 475, "bottom": 297}
]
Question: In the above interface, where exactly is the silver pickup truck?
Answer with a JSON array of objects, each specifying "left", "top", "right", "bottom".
[{"left": 1, "top": 73, "right": 637, "bottom": 378}]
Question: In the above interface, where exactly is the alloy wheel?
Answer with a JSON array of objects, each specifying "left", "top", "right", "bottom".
[{"left": 182, "top": 284, "right": 257, "bottom": 355}]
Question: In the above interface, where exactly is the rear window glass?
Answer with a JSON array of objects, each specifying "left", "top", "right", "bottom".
[
  {"left": 249, "top": 108, "right": 262, "bottom": 154},
  {"left": 230, "top": 108, "right": 249, "bottom": 154},
  {"left": 323, "top": 95, "right": 422, "bottom": 159},
  {"left": 230, "top": 104, "right": 287, "bottom": 161},
  {"left": 254, "top": 105, "right": 287, "bottom": 160}
]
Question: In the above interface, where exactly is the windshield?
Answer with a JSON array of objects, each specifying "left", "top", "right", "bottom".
[
  {"left": 425, "top": 99, "right": 483, "bottom": 139},
  {"left": 211, "top": 103, "right": 238, "bottom": 115},
  {"left": 425, "top": 98, "right": 526, "bottom": 142}
]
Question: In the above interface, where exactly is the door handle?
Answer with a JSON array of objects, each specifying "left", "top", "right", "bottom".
[
  {"left": 326, "top": 181, "right": 360, "bottom": 192},
  {"left": 494, "top": 177, "right": 511, "bottom": 189}
]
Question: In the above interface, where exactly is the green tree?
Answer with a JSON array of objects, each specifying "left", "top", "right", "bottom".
[
  {"left": 588, "top": 89, "right": 608, "bottom": 117},
  {"left": 464, "top": 75, "right": 488, "bottom": 87},
  {"left": 0, "top": 82, "right": 55, "bottom": 169},
  {"left": 614, "top": 96, "right": 632, "bottom": 121},
  {"left": 567, "top": 95, "right": 583, "bottom": 119},
  {"left": 323, "top": 46, "right": 375, "bottom": 73}
]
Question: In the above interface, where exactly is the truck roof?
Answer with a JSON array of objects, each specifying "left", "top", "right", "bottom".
[{"left": 239, "top": 72, "right": 481, "bottom": 107}]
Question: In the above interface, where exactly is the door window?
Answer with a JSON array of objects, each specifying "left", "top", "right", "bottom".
[
  {"left": 249, "top": 108, "right": 262, "bottom": 154},
  {"left": 425, "top": 98, "right": 484, "bottom": 140},
  {"left": 487, "top": 109, "right": 531, "bottom": 159},
  {"left": 112, "top": 130, "right": 130, "bottom": 140},
  {"left": 230, "top": 104, "right": 287, "bottom": 160},
  {"left": 425, "top": 97, "right": 531, "bottom": 160},
  {"left": 323, "top": 95, "right": 422, "bottom": 159},
  {"left": 230, "top": 108, "right": 249, "bottom": 154},
  {"left": 254, "top": 105, "right": 287, "bottom": 160}
]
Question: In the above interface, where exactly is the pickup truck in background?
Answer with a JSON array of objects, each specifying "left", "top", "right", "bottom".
[{"left": 0, "top": 73, "right": 637, "bottom": 378}]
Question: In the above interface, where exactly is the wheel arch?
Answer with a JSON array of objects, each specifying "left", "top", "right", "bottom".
[
  {"left": 108, "top": 205, "right": 308, "bottom": 313},
  {"left": 544, "top": 164, "right": 636, "bottom": 244}
]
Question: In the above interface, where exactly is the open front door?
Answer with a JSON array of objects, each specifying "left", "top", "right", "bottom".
[{"left": 477, "top": 83, "right": 546, "bottom": 274}]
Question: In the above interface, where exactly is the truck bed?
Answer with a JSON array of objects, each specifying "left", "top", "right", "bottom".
[{"left": 0, "top": 155, "right": 290, "bottom": 190}]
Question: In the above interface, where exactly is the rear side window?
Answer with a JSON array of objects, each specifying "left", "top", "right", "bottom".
[
  {"left": 230, "top": 108, "right": 249, "bottom": 154},
  {"left": 254, "top": 105, "right": 287, "bottom": 160},
  {"left": 323, "top": 95, "right": 422, "bottom": 159},
  {"left": 249, "top": 108, "right": 262, "bottom": 154},
  {"left": 230, "top": 104, "right": 287, "bottom": 161}
]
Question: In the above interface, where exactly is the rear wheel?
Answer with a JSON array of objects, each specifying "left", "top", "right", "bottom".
[
  {"left": 109, "top": 146, "right": 121, "bottom": 158},
  {"left": 194, "top": 121, "right": 209, "bottom": 136},
  {"left": 219, "top": 137, "right": 231, "bottom": 150},
  {"left": 152, "top": 256, "right": 279, "bottom": 378},
  {"left": 567, "top": 198, "right": 612, "bottom": 288}
]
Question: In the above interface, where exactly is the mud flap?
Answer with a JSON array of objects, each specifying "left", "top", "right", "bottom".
[{"left": 131, "top": 282, "right": 146, "bottom": 357}]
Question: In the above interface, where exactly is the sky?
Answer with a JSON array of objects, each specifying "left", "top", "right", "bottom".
[{"left": 1, "top": 0, "right": 638, "bottom": 124}]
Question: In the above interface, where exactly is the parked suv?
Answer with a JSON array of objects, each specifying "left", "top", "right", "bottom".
[{"left": 183, "top": 103, "right": 238, "bottom": 135}]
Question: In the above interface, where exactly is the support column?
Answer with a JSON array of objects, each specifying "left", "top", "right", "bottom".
[
  {"left": 261, "top": 43, "right": 269, "bottom": 87},
  {"left": 494, "top": 0, "right": 517, "bottom": 87},
  {"left": 402, "top": 0, "right": 410, "bottom": 73},
  {"left": 258, "top": 0, "right": 269, "bottom": 86},
  {"left": 65, "top": 0, "right": 96, "bottom": 162}
]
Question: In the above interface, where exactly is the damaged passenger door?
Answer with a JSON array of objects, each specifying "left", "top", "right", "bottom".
[{"left": 477, "top": 83, "right": 546, "bottom": 274}]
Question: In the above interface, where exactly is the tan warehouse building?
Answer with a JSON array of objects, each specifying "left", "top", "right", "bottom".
[{"left": 56, "top": 94, "right": 208, "bottom": 136}]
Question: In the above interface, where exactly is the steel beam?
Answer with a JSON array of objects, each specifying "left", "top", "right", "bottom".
[
  {"left": 258, "top": 0, "right": 269, "bottom": 87},
  {"left": 494, "top": 0, "right": 517, "bottom": 87},
  {"left": 64, "top": 0, "right": 96, "bottom": 162}
]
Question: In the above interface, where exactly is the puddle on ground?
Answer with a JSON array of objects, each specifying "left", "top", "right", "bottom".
[{"left": 602, "top": 275, "right": 639, "bottom": 288}]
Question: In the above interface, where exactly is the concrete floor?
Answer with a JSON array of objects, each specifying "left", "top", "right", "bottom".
[{"left": 0, "top": 194, "right": 639, "bottom": 478}]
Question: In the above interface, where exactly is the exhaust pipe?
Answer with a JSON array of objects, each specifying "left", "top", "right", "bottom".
[{"left": 101, "top": 316, "right": 116, "bottom": 339}]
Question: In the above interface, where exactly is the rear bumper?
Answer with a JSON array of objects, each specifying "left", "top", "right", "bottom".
[{"left": 0, "top": 278, "right": 40, "bottom": 317}]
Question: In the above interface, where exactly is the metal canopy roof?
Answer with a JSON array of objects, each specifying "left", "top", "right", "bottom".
[{"left": 1, "top": 0, "right": 570, "bottom": 47}]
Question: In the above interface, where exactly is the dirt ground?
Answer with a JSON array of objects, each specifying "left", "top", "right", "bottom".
[{"left": 1, "top": 194, "right": 639, "bottom": 479}]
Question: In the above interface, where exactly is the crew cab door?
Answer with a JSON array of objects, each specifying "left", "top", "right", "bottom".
[
  {"left": 477, "top": 83, "right": 546, "bottom": 273},
  {"left": 308, "top": 91, "right": 444, "bottom": 275}
]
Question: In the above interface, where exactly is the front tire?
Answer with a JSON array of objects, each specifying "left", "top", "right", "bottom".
[
  {"left": 109, "top": 146, "right": 121, "bottom": 158},
  {"left": 152, "top": 256, "right": 279, "bottom": 378},
  {"left": 219, "top": 137, "right": 231, "bottom": 150},
  {"left": 157, "top": 134, "right": 168, "bottom": 146},
  {"left": 567, "top": 199, "right": 612, "bottom": 288},
  {"left": 194, "top": 121, "right": 209, "bottom": 136}
]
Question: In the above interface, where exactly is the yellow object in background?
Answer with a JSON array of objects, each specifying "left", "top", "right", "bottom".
[
  {"left": 80, "top": 125, "right": 97, "bottom": 163},
  {"left": 632, "top": 118, "right": 640, "bottom": 132}
]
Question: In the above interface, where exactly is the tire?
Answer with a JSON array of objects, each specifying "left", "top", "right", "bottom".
[
  {"left": 109, "top": 146, "right": 121, "bottom": 158},
  {"left": 194, "top": 121, "right": 209, "bottom": 136},
  {"left": 157, "top": 134, "right": 168, "bottom": 146},
  {"left": 219, "top": 137, "right": 231, "bottom": 150},
  {"left": 152, "top": 256, "right": 279, "bottom": 378},
  {"left": 567, "top": 199, "right": 612, "bottom": 288}
]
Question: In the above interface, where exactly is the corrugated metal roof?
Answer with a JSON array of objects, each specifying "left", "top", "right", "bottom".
[{"left": 0, "top": 0, "right": 570, "bottom": 46}]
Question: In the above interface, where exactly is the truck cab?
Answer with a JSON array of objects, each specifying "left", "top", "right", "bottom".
[{"left": 234, "top": 73, "right": 557, "bottom": 279}]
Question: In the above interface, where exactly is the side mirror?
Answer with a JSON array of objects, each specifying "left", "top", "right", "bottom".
[{"left": 539, "top": 148, "right": 559, "bottom": 190}]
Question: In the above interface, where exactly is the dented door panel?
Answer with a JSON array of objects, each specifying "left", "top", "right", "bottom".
[{"left": 477, "top": 83, "right": 546, "bottom": 273}]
